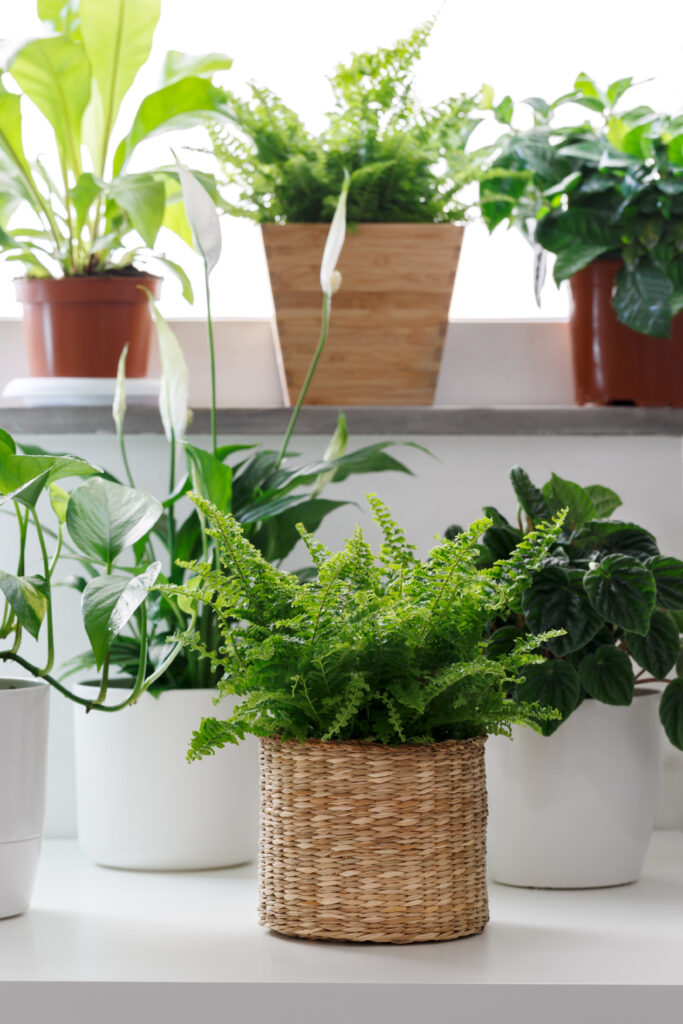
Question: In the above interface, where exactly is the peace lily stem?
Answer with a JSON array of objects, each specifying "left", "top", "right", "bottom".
[{"left": 205, "top": 261, "right": 217, "bottom": 455}]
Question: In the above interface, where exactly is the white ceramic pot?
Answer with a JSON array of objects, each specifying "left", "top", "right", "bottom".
[
  {"left": 73, "top": 686, "right": 259, "bottom": 870},
  {"left": 0, "top": 678, "right": 50, "bottom": 917},
  {"left": 487, "top": 691, "right": 661, "bottom": 888}
]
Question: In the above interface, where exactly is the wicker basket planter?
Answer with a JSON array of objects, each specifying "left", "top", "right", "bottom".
[{"left": 258, "top": 735, "right": 489, "bottom": 944}]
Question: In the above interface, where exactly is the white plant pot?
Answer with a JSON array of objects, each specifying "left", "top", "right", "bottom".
[
  {"left": 0, "top": 678, "right": 50, "bottom": 918},
  {"left": 487, "top": 691, "right": 661, "bottom": 888},
  {"left": 73, "top": 686, "right": 259, "bottom": 870}
]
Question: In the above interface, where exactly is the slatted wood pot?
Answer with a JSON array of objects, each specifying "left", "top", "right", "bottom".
[
  {"left": 262, "top": 223, "right": 464, "bottom": 405},
  {"left": 258, "top": 735, "right": 488, "bottom": 944}
]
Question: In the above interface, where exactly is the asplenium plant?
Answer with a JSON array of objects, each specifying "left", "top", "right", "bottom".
[
  {"left": 161, "top": 495, "right": 566, "bottom": 759},
  {"left": 481, "top": 74, "right": 683, "bottom": 337},
  {"left": 209, "top": 18, "right": 488, "bottom": 223},
  {"left": 0, "top": 0, "right": 231, "bottom": 293},
  {"left": 452, "top": 467, "right": 683, "bottom": 749}
]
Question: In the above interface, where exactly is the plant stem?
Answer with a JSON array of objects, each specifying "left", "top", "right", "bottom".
[
  {"left": 31, "top": 509, "right": 54, "bottom": 675},
  {"left": 204, "top": 261, "right": 217, "bottom": 455},
  {"left": 275, "top": 292, "right": 331, "bottom": 469},
  {"left": 118, "top": 426, "right": 136, "bottom": 489},
  {"left": 168, "top": 430, "right": 177, "bottom": 574}
]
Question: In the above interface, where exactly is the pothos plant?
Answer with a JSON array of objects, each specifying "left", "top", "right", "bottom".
[
  {"left": 480, "top": 74, "right": 683, "bottom": 337},
  {"left": 0, "top": 172, "right": 416, "bottom": 709},
  {"left": 159, "top": 495, "right": 566, "bottom": 759},
  {"left": 448, "top": 467, "right": 683, "bottom": 748},
  {"left": 0, "top": 0, "right": 233, "bottom": 295}
]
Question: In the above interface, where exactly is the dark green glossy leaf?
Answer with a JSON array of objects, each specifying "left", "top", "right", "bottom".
[
  {"left": 184, "top": 443, "right": 232, "bottom": 513},
  {"left": 509, "top": 466, "right": 550, "bottom": 523},
  {"left": 645, "top": 555, "right": 683, "bottom": 610},
  {"left": 67, "top": 478, "right": 162, "bottom": 564},
  {"left": 250, "top": 498, "right": 346, "bottom": 563},
  {"left": 486, "top": 625, "right": 521, "bottom": 657},
  {"left": 573, "top": 520, "right": 659, "bottom": 559},
  {"left": 480, "top": 524, "right": 524, "bottom": 562},
  {"left": 515, "top": 659, "right": 581, "bottom": 735},
  {"left": 522, "top": 565, "right": 603, "bottom": 655},
  {"left": 542, "top": 472, "right": 594, "bottom": 528},
  {"left": 612, "top": 260, "right": 673, "bottom": 338},
  {"left": 584, "top": 554, "right": 656, "bottom": 635},
  {"left": 82, "top": 562, "right": 161, "bottom": 670},
  {"left": 660, "top": 679, "right": 683, "bottom": 750},
  {"left": 0, "top": 570, "right": 48, "bottom": 639},
  {"left": 583, "top": 484, "right": 622, "bottom": 519},
  {"left": 626, "top": 610, "right": 680, "bottom": 678},
  {"left": 578, "top": 644, "right": 634, "bottom": 704},
  {"left": 553, "top": 241, "right": 613, "bottom": 282}
]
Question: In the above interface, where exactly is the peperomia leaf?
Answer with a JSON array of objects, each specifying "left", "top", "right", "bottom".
[
  {"left": 645, "top": 556, "right": 683, "bottom": 610},
  {"left": 0, "top": 571, "right": 49, "bottom": 640},
  {"left": 660, "top": 680, "right": 683, "bottom": 750},
  {"left": 542, "top": 472, "right": 594, "bottom": 529},
  {"left": 578, "top": 645, "right": 634, "bottom": 705},
  {"left": 573, "top": 520, "right": 659, "bottom": 559},
  {"left": 509, "top": 466, "right": 550, "bottom": 523},
  {"left": 521, "top": 565, "right": 603, "bottom": 655},
  {"left": 625, "top": 611, "right": 680, "bottom": 679},
  {"left": 583, "top": 484, "right": 622, "bottom": 519},
  {"left": 67, "top": 478, "right": 162, "bottom": 565},
  {"left": 82, "top": 562, "right": 161, "bottom": 669},
  {"left": 515, "top": 659, "right": 581, "bottom": 735},
  {"left": 584, "top": 554, "right": 656, "bottom": 636}
]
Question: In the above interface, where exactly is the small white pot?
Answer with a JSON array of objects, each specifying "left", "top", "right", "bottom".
[
  {"left": 0, "top": 678, "right": 50, "bottom": 918},
  {"left": 73, "top": 686, "right": 259, "bottom": 870},
  {"left": 487, "top": 691, "right": 661, "bottom": 888}
]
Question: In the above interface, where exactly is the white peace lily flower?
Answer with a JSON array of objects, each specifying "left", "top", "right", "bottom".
[
  {"left": 148, "top": 298, "right": 190, "bottom": 443},
  {"left": 320, "top": 172, "right": 350, "bottom": 296},
  {"left": 112, "top": 343, "right": 128, "bottom": 433},
  {"left": 175, "top": 154, "right": 222, "bottom": 275}
]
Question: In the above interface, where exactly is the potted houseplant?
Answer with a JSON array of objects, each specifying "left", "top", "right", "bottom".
[
  {"left": 453, "top": 466, "right": 683, "bottom": 887},
  {"left": 0, "top": 0, "right": 231, "bottom": 377},
  {"left": 164, "top": 494, "right": 565, "bottom": 943},
  {"left": 481, "top": 74, "right": 683, "bottom": 405},
  {"left": 209, "top": 18, "right": 489, "bottom": 406}
]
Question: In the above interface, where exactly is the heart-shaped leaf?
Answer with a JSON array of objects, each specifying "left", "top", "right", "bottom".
[
  {"left": 661, "top": 680, "right": 683, "bottom": 750},
  {"left": 515, "top": 659, "right": 581, "bottom": 735},
  {"left": 625, "top": 610, "right": 680, "bottom": 679},
  {"left": 67, "top": 478, "right": 162, "bottom": 565},
  {"left": 82, "top": 562, "right": 161, "bottom": 669},
  {"left": 584, "top": 554, "right": 656, "bottom": 635},
  {"left": 578, "top": 645, "right": 634, "bottom": 704},
  {"left": 0, "top": 451, "right": 99, "bottom": 507},
  {"left": 583, "top": 484, "right": 622, "bottom": 519},
  {"left": 522, "top": 565, "right": 603, "bottom": 655},
  {"left": 646, "top": 556, "right": 683, "bottom": 610},
  {"left": 0, "top": 570, "right": 48, "bottom": 639},
  {"left": 542, "top": 472, "right": 595, "bottom": 529},
  {"left": 573, "top": 521, "right": 659, "bottom": 559}
]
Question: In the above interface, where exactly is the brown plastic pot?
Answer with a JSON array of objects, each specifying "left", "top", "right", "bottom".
[
  {"left": 569, "top": 259, "right": 683, "bottom": 406},
  {"left": 15, "top": 274, "right": 161, "bottom": 378}
]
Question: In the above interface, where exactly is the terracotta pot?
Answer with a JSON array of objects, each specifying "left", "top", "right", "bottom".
[
  {"left": 262, "top": 223, "right": 464, "bottom": 405},
  {"left": 15, "top": 274, "right": 161, "bottom": 378},
  {"left": 569, "top": 259, "right": 683, "bottom": 406}
]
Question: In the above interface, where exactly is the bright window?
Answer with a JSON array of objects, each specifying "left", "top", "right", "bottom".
[{"left": 1, "top": 0, "right": 679, "bottom": 319}]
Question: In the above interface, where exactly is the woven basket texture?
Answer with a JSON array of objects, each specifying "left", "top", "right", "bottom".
[{"left": 258, "top": 735, "right": 489, "bottom": 943}]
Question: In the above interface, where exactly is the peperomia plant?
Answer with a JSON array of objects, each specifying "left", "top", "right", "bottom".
[
  {"left": 210, "top": 18, "right": 489, "bottom": 224},
  {"left": 160, "top": 495, "right": 566, "bottom": 759},
  {"left": 480, "top": 74, "right": 683, "bottom": 337},
  {"left": 0, "top": 0, "right": 231, "bottom": 292},
  {"left": 451, "top": 467, "right": 683, "bottom": 748}
]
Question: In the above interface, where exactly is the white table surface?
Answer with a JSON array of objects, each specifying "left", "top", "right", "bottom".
[{"left": 2, "top": 833, "right": 683, "bottom": 1023}]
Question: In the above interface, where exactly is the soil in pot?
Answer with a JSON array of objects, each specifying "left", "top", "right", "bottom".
[
  {"left": 570, "top": 259, "right": 683, "bottom": 406},
  {"left": 15, "top": 273, "right": 161, "bottom": 378}
]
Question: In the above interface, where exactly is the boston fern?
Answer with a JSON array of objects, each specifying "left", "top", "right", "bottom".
[
  {"left": 454, "top": 467, "right": 683, "bottom": 749},
  {"left": 164, "top": 495, "right": 566, "bottom": 759},
  {"left": 209, "top": 19, "right": 486, "bottom": 223},
  {"left": 481, "top": 74, "right": 683, "bottom": 337}
]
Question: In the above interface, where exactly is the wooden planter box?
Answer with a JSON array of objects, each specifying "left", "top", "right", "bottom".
[{"left": 262, "top": 223, "right": 464, "bottom": 406}]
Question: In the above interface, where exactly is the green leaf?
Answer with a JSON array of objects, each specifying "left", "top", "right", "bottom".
[
  {"left": 542, "top": 472, "right": 594, "bottom": 529},
  {"left": 645, "top": 556, "right": 683, "bottom": 610},
  {"left": 515, "top": 659, "right": 581, "bottom": 735},
  {"left": 174, "top": 158, "right": 221, "bottom": 274},
  {"left": 313, "top": 412, "right": 348, "bottom": 496},
  {"left": 574, "top": 72, "right": 606, "bottom": 108},
  {"left": 494, "top": 95, "right": 513, "bottom": 125},
  {"left": 251, "top": 497, "right": 347, "bottom": 563},
  {"left": 578, "top": 645, "right": 634, "bottom": 704},
  {"left": 67, "top": 478, "right": 162, "bottom": 564},
  {"left": 80, "top": 0, "right": 161, "bottom": 172},
  {"left": 48, "top": 482, "right": 70, "bottom": 524},
  {"left": 607, "top": 77, "right": 633, "bottom": 106},
  {"left": 522, "top": 566, "right": 603, "bottom": 656},
  {"left": 480, "top": 524, "right": 524, "bottom": 562},
  {"left": 10, "top": 36, "right": 91, "bottom": 174},
  {"left": 509, "top": 466, "right": 550, "bottom": 523},
  {"left": 573, "top": 520, "right": 659, "bottom": 559},
  {"left": 553, "top": 242, "right": 614, "bottom": 283},
  {"left": 583, "top": 484, "right": 622, "bottom": 519},
  {"left": 184, "top": 444, "right": 232, "bottom": 512},
  {"left": 154, "top": 255, "right": 194, "bottom": 304},
  {"left": 584, "top": 554, "right": 656, "bottom": 635},
  {"left": 70, "top": 172, "right": 103, "bottom": 234},
  {"left": 660, "top": 679, "right": 683, "bottom": 750},
  {"left": 162, "top": 51, "right": 232, "bottom": 87},
  {"left": 626, "top": 610, "right": 680, "bottom": 679},
  {"left": 108, "top": 173, "right": 165, "bottom": 249},
  {"left": 82, "top": 562, "right": 161, "bottom": 669},
  {"left": 113, "top": 77, "right": 229, "bottom": 175},
  {"left": 0, "top": 84, "right": 35, "bottom": 188},
  {"left": 612, "top": 260, "right": 673, "bottom": 338},
  {"left": 0, "top": 451, "right": 99, "bottom": 508},
  {"left": 0, "top": 571, "right": 48, "bottom": 640},
  {"left": 486, "top": 624, "right": 521, "bottom": 658},
  {"left": 0, "top": 429, "right": 16, "bottom": 453}
]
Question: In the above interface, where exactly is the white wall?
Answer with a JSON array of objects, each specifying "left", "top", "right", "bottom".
[{"left": 2, "top": 430, "right": 682, "bottom": 837}]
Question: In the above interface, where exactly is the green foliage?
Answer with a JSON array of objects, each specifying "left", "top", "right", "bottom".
[
  {"left": 458, "top": 466, "right": 683, "bottom": 749},
  {"left": 164, "top": 496, "right": 567, "bottom": 759},
  {"left": 0, "top": 0, "right": 231, "bottom": 280},
  {"left": 481, "top": 73, "right": 683, "bottom": 336},
  {"left": 209, "top": 19, "right": 487, "bottom": 223}
]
